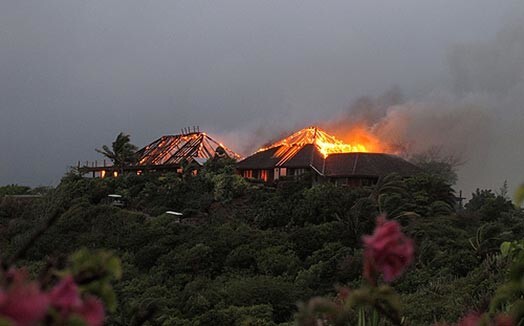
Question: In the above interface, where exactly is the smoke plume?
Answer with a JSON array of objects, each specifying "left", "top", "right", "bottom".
[{"left": 317, "top": 15, "right": 524, "bottom": 196}]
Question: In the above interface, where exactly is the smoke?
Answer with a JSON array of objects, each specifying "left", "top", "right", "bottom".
[
  {"left": 209, "top": 127, "right": 276, "bottom": 158},
  {"left": 214, "top": 10, "right": 524, "bottom": 199},
  {"left": 200, "top": 7, "right": 524, "bottom": 197},
  {"left": 317, "top": 14, "right": 524, "bottom": 196},
  {"left": 326, "top": 90, "right": 492, "bottom": 160},
  {"left": 447, "top": 16, "right": 524, "bottom": 196},
  {"left": 211, "top": 124, "right": 299, "bottom": 158}
]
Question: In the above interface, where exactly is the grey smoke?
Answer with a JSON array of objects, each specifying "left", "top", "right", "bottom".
[
  {"left": 319, "top": 14, "right": 524, "bottom": 196},
  {"left": 0, "top": 0, "right": 523, "bottom": 197}
]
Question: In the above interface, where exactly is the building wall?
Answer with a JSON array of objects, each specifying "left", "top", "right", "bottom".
[
  {"left": 239, "top": 167, "right": 381, "bottom": 189},
  {"left": 239, "top": 167, "right": 312, "bottom": 183},
  {"left": 239, "top": 169, "right": 274, "bottom": 182}
]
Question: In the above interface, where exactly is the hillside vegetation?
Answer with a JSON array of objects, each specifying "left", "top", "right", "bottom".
[{"left": 1, "top": 158, "right": 523, "bottom": 325}]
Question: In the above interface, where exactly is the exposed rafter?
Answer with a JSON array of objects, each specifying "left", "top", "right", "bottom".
[
  {"left": 256, "top": 126, "right": 367, "bottom": 166},
  {"left": 136, "top": 132, "right": 240, "bottom": 166}
]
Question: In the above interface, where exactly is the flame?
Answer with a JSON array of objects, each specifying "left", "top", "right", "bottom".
[
  {"left": 258, "top": 126, "right": 387, "bottom": 159},
  {"left": 332, "top": 125, "right": 388, "bottom": 154}
]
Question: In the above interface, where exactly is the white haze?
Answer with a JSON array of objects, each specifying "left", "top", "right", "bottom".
[
  {"left": 345, "top": 15, "right": 524, "bottom": 197},
  {"left": 0, "top": 0, "right": 523, "bottom": 198},
  {"left": 222, "top": 6, "right": 524, "bottom": 198}
]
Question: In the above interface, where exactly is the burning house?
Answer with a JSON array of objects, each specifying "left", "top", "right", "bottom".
[
  {"left": 236, "top": 126, "right": 420, "bottom": 186},
  {"left": 80, "top": 128, "right": 241, "bottom": 177}
]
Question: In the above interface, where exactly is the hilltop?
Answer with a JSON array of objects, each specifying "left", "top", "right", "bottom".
[{"left": 0, "top": 158, "right": 523, "bottom": 325}]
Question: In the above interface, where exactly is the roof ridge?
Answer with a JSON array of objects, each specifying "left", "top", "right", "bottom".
[
  {"left": 352, "top": 152, "right": 359, "bottom": 174},
  {"left": 137, "top": 131, "right": 241, "bottom": 165}
]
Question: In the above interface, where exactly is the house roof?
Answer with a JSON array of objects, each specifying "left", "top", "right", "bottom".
[
  {"left": 323, "top": 153, "right": 421, "bottom": 177},
  {"left": 235, "top": 146, "right": 282, "bottom": 170},
  {"left": 237, "top": 127, "right": 340, "bottom": 170},
  {"left": 235, "top": 144, "right": 326, "bottom": 170},
  {"left": 136, "top": 132, "right": 240, "bottom": 166},
  {"left": 236, "top": 126, "right": 420, "bottom": 178},
  {"left": 237, "top": 147, "right": 419, "bottom": 178}
]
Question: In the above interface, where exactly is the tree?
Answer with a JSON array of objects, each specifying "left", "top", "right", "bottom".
[
  {"left": 203, "top": 146, "right": 237, "bottom": 174},
  {"left": 96, "top": 132, "right": 138, "bottom": 174},
  {"left": 0, "top": 184, "right": 31, "bottom": 197},
  {"left": 410, "top": 146, "right": 463, "bottom": 185},
  {"left": 465, "top": 188, "right": 514, "bottom": 221},
  {"left": 404, "top": 173, "right": 456, "bottom": 216},
  {"left": 369, "top": 173, "right": 407, "bottom": 215},
  {"left": 514, "top": 183, "right": 524, "bottom": 207}
]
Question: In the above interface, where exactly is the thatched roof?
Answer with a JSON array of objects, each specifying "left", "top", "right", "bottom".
[
  {"left": 236, "top": 126, "right": 420, "bottom": 178},
  {"left": 136, "top": 132, "right": 240, "bottom": 166},
  {"left": 236, "top": 144, "right": 325, "bottom": 170},
  {"left": 323, "top": 153, "right": 420, "bottom": 177}
]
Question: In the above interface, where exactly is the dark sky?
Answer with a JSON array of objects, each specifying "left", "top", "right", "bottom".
[{"left": 1, "top": 1, "right": 523, "bottom": 196}]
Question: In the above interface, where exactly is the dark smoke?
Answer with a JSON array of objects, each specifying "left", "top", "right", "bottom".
[{"left": 322, "top": 15, "right": 524, "bottom": 196}]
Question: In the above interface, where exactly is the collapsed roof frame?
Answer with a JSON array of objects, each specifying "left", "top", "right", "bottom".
[
  {"left": 78, "top": 131, "right": 241, "bottom": 176},
  {"left": 136, "top": 132, "right": 240, "bottom": 166}
]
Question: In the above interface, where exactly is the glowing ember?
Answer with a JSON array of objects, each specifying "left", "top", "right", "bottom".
[
  {"left": 258, "top": 126, "right": 380, "bottom": 158},
  {"left": 137, "top": 132, "right": 241, "bottom": 166}
]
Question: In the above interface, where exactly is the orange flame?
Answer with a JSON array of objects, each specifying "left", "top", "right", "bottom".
[
  {"left": 258, "top": 126, "right": 387, "bottom": 158},
  {"left": 332, "top": 125, "right": 387, "bottom": 154}
]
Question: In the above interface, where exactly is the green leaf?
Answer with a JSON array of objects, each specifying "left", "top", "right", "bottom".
[
  {"left": 67, "top": 315, "right": 88, "bottom": 326},
  {"left": 500, "top": 241, "right": 512, "bottom": 256},
  {"left": 509, "top": 299, "right": 524, "bottom": 325},
  {"left": 105, "top": 256, "right": 123, "bottom": 280},
  {"left": 0, "top": 317, "right": 12, "bottom": 326},
  {"left": 515, "top": 184, "right": 524, "bottom": 206}
]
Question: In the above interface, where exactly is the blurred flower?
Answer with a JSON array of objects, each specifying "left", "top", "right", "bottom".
[
  {"left": 76, "top": 296, "right": 105, "bottom": 326},
  {"left": 363, "top": 215, "right": 414, "bottom": 283},
  {"left": 494, "top": 314, "right": 514, "bottom": 326},
  {"left": 456, "top": 312, "right": 481, "bottom": 326},
  {"left": 50, "top": 276, "right": 105, "bottom": 326},
  {"left": 336, "top": 287, "right": 350, "bottom": 304},
  {"left": 446, "top": 312, "right": 514, "bottom": 326},
  {"left": 49, "top": 275, "right": 82, "bottom": 313},
  {"left": 0, "top": 269, "right": 49, "bottom": 326}
]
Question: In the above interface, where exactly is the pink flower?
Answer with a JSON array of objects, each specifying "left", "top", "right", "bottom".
[
  {"left": 362, "top": 216, "right": 414, "bottom": 283},
  {"left": 435, "top": 313, "right": 514, "bottom": 326},
  {"left": 0, "top": 269, "right": 49, "bottom": 326},
  {"left": 0, "top": 292, "right": 7, "bottom": 306},
  {"left": 494, "top": 314, "right": 514, "bottom": 326},
  {"left": 49, "top": 275, "right": 82, "bottom": 313},
  {"left": 334, "top": 287, "right": 350, "bottom": 306},
  {"left": 456, "top": 312, "right": 481, "bottom": 326},
  {"left": 50, "top": 276, "right": 105, "bottom": 326},
  {"left": 75, "top": 296, "right": 105, "bottom": 326}
]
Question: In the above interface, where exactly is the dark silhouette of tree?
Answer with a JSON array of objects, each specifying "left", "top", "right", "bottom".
[
  {"left": 410, "top": 146, "right": 463, "bottom": 185},
  {"left": 96, "top": 132, "right": 138, "bottom": 174}
]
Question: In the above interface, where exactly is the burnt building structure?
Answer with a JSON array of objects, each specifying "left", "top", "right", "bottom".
[
  {"left": 80, "top": 128, "right": 241, "bottom": 177},
  {"left": 236, "top": 127, "right": 420, "bottom": 186}
]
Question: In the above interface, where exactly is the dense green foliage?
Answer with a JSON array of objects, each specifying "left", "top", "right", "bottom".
[{"left": 1, "top": 160, "right": 523, "bottom": 325}]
